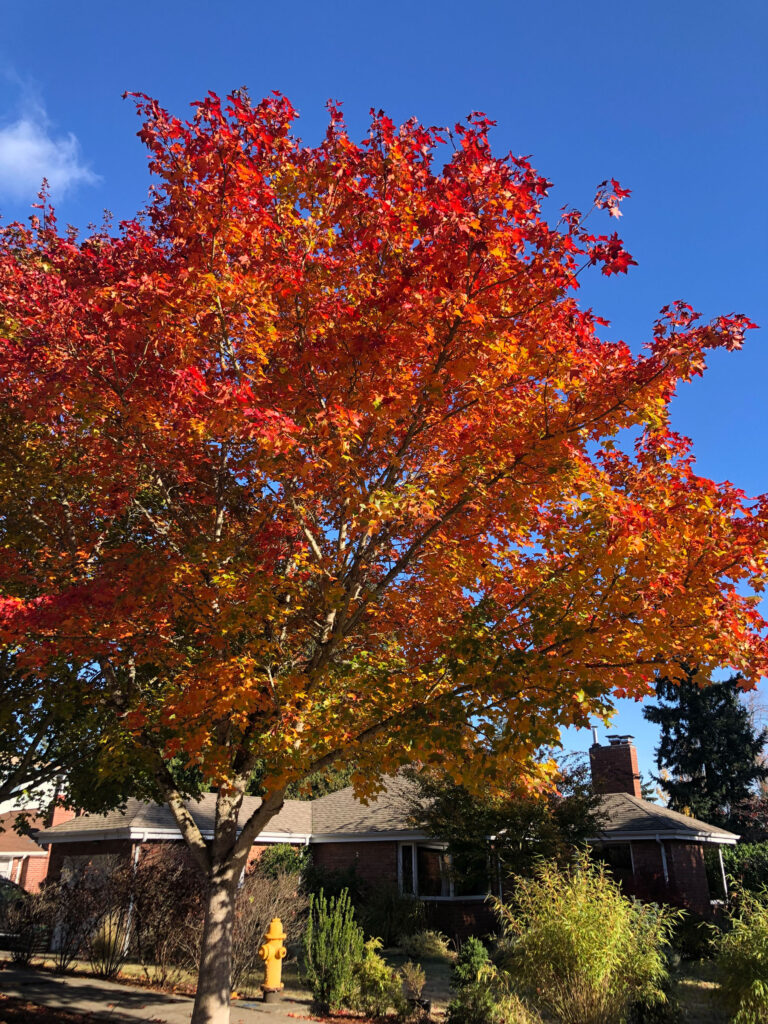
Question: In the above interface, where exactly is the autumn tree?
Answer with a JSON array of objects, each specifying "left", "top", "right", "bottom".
[
  {"left": 0, "top": 653, "right": 118, "bottom": 812},
  {"left": 0, "top": 92, "right": 766, "bottom": 1024},
  {"left": 405, "top": 756, "right": 604, "bottom": 891}
]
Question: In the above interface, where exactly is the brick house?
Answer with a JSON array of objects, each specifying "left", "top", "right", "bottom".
[
  {"left": 34, "top": 737, "right": 737, "bottom": 923},
  {"left": 0, "top": 803, "right": 75, "bottom": 891},
  {"left": 588, "top": 735, "right": 737, "bottom": 915}
]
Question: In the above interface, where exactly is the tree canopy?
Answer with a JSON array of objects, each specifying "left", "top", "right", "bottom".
[
  {"left": 0, "top": 91, "right": 766, "bottom": 1022},
  {"left": 644, "top": 664, "right": 768, "bottom": 830},
  {"left": 405, "top": 756, "right": 604, "bottom": 891}
]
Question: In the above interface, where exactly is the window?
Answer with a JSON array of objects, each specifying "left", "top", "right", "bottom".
[
  {"left": 398, "top": 843, "right": 487, "bottom": 900},
  {"left": 0, "top": 857, "right": 13, "bottom": 880},
  {"left": 592, "top": 842, "right": 634, "bottom": 879},
  {"left": 400, "top": 844, "right": 415, "bottom": 896}
]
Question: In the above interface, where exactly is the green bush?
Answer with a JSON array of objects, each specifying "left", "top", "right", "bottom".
[
  {"left": 399, "top": 928, "right": 454, "bottom": 961},
  {"left": 357, "top": 882, "right": 425, "bottom": 945},
  {"left": 494, "top": 853, "right": 680, "bottom": 1024},
  {"left": 451, "top": 936, "right": 490, "bottom": 988},
  {"left": 354, "top": 937, "right": 407, "bottom": 1018},
  {"left": 301, "top": 888, "right": 365, "bottom": 1013},
  {"left": 400, "top": 960, "right": 427, "bottom": 1001},
  {"left": 718, "top": 888, "right": 768, "bottom": 1024},
  {"left": 447, "top": 966, "right": 541, "bottom": 1024},
  {"left": 303, "top": 861, "right": 367, "bottom": 904},
  {"left": 446, "top": 938, "right": 541, "bottom": 1024},
  {"left": 670, "top": 909, "right": 716, "bottom": 961},
  {"left": 87, "top": 909, "right": 131, "bottom": 979},
  {"left": 258, "top": 842, "right": 310, "bottom": 879},
  {"left": 721, "top": 843, "right": 768, "bottom": 893}
]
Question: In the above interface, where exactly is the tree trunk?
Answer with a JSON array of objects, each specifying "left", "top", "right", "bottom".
[{"left": 190, "top": 867, "right": 239, "bottom": 1024}]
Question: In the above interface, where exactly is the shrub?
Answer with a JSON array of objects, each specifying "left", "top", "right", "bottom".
[
  {"left": 230, "top": 868, "right": 308, "bottom": 995},
  {"left": 670, "top": 909, "right": 716, "bottom": 961},
  {"left": 87, "top": 909, "right": 131, "bottom": 979},
  {"left": 447, "top": 964, "right": 541, "bottom": 1024},
  {"left": 718, "top": 888, "right": 768, "bottom": 1024},
  {"left": 357, "top": 882, "right": 425, "bottom": 945},
  {"left": 301, "top": 888, "right": 365, "bottom": 1013},
  {"left": 303, "top": 861, "right": 367, "bottom": 904},
  {"left": 451, "top": 936, "right": 490, "bottom": 988},
  {"left": 258, "top": 843, "right": 310, "bottom": 879},
  {"left": 399, "top": 929, "right": 454, "bottom": 961},
  {"left": 494, "top": 853, "right": 680, "bottom": 1024},
  {"left": 5, "top": 890, "right": 50, "bottom": 965},
  {"left": 354, "top": 937, "right": 407, "bottom": 1018},
  {"left": 400, "top": 960, "right": 426, "bottom": 1001},
  {"left": 720, "top": 843, "right": 768, "bottom": 893},
  {"left": 131, "top": 844, "right": 205, "bottom": 987},
  {"left": 44, "top": 861, "right": 127, "bottom": 973}
]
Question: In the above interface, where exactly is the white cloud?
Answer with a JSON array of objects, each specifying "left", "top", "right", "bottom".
[{"left": 0, "top": 100, "right": 99, "bottom": 201}]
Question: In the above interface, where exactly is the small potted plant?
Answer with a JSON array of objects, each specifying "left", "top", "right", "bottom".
[{"left": 401, "top": 960, "right": 431, "bottom": 1014}]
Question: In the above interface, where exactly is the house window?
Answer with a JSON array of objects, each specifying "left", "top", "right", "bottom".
[
  {"left": 0, "top": 857, "right": 12, "bottom": 879},
  {"left": 417, "top": 846, "right": 451, "bottom": 898},
  {"left": 592, "top": 842, "right": 634, "bottom": 878},
  {"left": 398, "top": 843, "right": 482, "bottom": 899},
  {"left": 400, "top": 844, "right": 415, "bottom": 896}
]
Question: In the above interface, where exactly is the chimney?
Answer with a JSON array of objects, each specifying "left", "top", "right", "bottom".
[
  {"left": 589, "top": 734, "right": 642, "bottom": 798},
  {"left": 50, "top": 801, "right": 77, "bottom": 828}
]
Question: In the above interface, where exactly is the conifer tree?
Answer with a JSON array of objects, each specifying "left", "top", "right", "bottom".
[{"left": 644, "top": 665, "right": 768, "bottom": 829}]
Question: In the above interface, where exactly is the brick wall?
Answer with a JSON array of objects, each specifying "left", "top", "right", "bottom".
[
  {"left": 666, "top": 841, "right": 711, "bottom": 917},
  {"left": 46, "top": 839, "right": 133, "bottom": 882},
  {"left": 627, "top": 840, "right": 667, "bottom": 903},
  {"left": 20, "top": 856, "right": 49, "bottom": 891},
  {"left": 610, "top": 839, "right": 713, "bottom": 916},
  {"left": 311, "top": 841, "right": 397, "bottom": 888}
]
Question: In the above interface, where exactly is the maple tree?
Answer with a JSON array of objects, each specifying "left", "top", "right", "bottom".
[{"left": 0, "top": 91, "right": 766, "bottom": 1023}]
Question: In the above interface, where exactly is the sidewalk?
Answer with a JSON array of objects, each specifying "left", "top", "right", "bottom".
[{"left": 0, "top": 964, "right": 315, "bottom": 1023}]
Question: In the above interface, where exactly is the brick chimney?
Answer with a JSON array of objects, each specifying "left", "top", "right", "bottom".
[
  {"left": 589, "top": 733, "right": 642, "bottom": 798},
  {"left": 50, "top": 800, "right": 77, "bottom": 828}
]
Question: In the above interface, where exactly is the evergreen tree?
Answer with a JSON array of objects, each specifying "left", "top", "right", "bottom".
[{"left": 643, "top": 665, "right": 768, "bottom": 830}]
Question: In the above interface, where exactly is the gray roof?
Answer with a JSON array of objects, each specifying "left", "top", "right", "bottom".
[
  {"left": 595, "top": 792, "right": 739, "bottom": 843},
  {"left": 311, "top": 775, "right": 421, "bottom": 836},
  {"left": 37, "top": 777, "right": 738, "bottom": 847},
  {"left": 37, "top": 793, "right": 312, "bottom": 842}
]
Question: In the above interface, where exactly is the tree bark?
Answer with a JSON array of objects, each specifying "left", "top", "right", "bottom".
[{"left": 190, "top": 865, "right": 240, "bottom": 1024}]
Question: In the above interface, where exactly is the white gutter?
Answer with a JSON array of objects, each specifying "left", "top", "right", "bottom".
[
  {"left": 718, "top": 846, "right": 729, "bottom": 899},
  {"left": 655, "top": 834, "right": 669, "bottom": 886},
  {"left": 588, "top": 831, "right": 737, "bottom": 845},
  {"left": 40, "top": 828, "right": 313, "bottom": 845}
]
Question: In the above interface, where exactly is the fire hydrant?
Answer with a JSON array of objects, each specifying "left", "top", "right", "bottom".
[{"left": 258, "top": 917, "right": 287, "bottom": 1002}]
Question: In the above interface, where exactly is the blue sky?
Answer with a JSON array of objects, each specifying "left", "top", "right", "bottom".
[{"left": 1, "top": 0, "right": 766, "bottom": 780}]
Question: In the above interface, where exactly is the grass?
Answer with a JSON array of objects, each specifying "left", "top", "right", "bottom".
[
  {"left": 673, "top": 960, "right": 727, "bottom": 1024},
  {"left": 10, "top": 951, "right": 729, "bottom": 1021}
]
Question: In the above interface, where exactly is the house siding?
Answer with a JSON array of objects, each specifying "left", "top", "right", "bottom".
[
  {"left": 667, "top": 841, "right": 711, "bottom": 917},
  {"left": 312, "top": 841, "right": 398, "bottom": 888},
  {"left": 46, "top": 839, "right": 133, "bottom": 882}
]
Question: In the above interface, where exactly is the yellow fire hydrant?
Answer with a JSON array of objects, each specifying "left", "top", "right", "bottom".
[{"left": 258, "top": 917, "right": 287, "bottom": 1002}]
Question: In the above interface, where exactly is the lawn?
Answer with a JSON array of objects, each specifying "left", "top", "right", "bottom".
[
  {"left": 7, "top": 953, "right": 729, "bottom": 1022},
  {"left": 674, "top": 960, "right": 727, "bottom": 1024}
]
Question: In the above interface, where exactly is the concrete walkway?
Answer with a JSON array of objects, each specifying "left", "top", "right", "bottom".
[{"left": 0, "top": 964, "right": 316, "bottom": 1023}]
